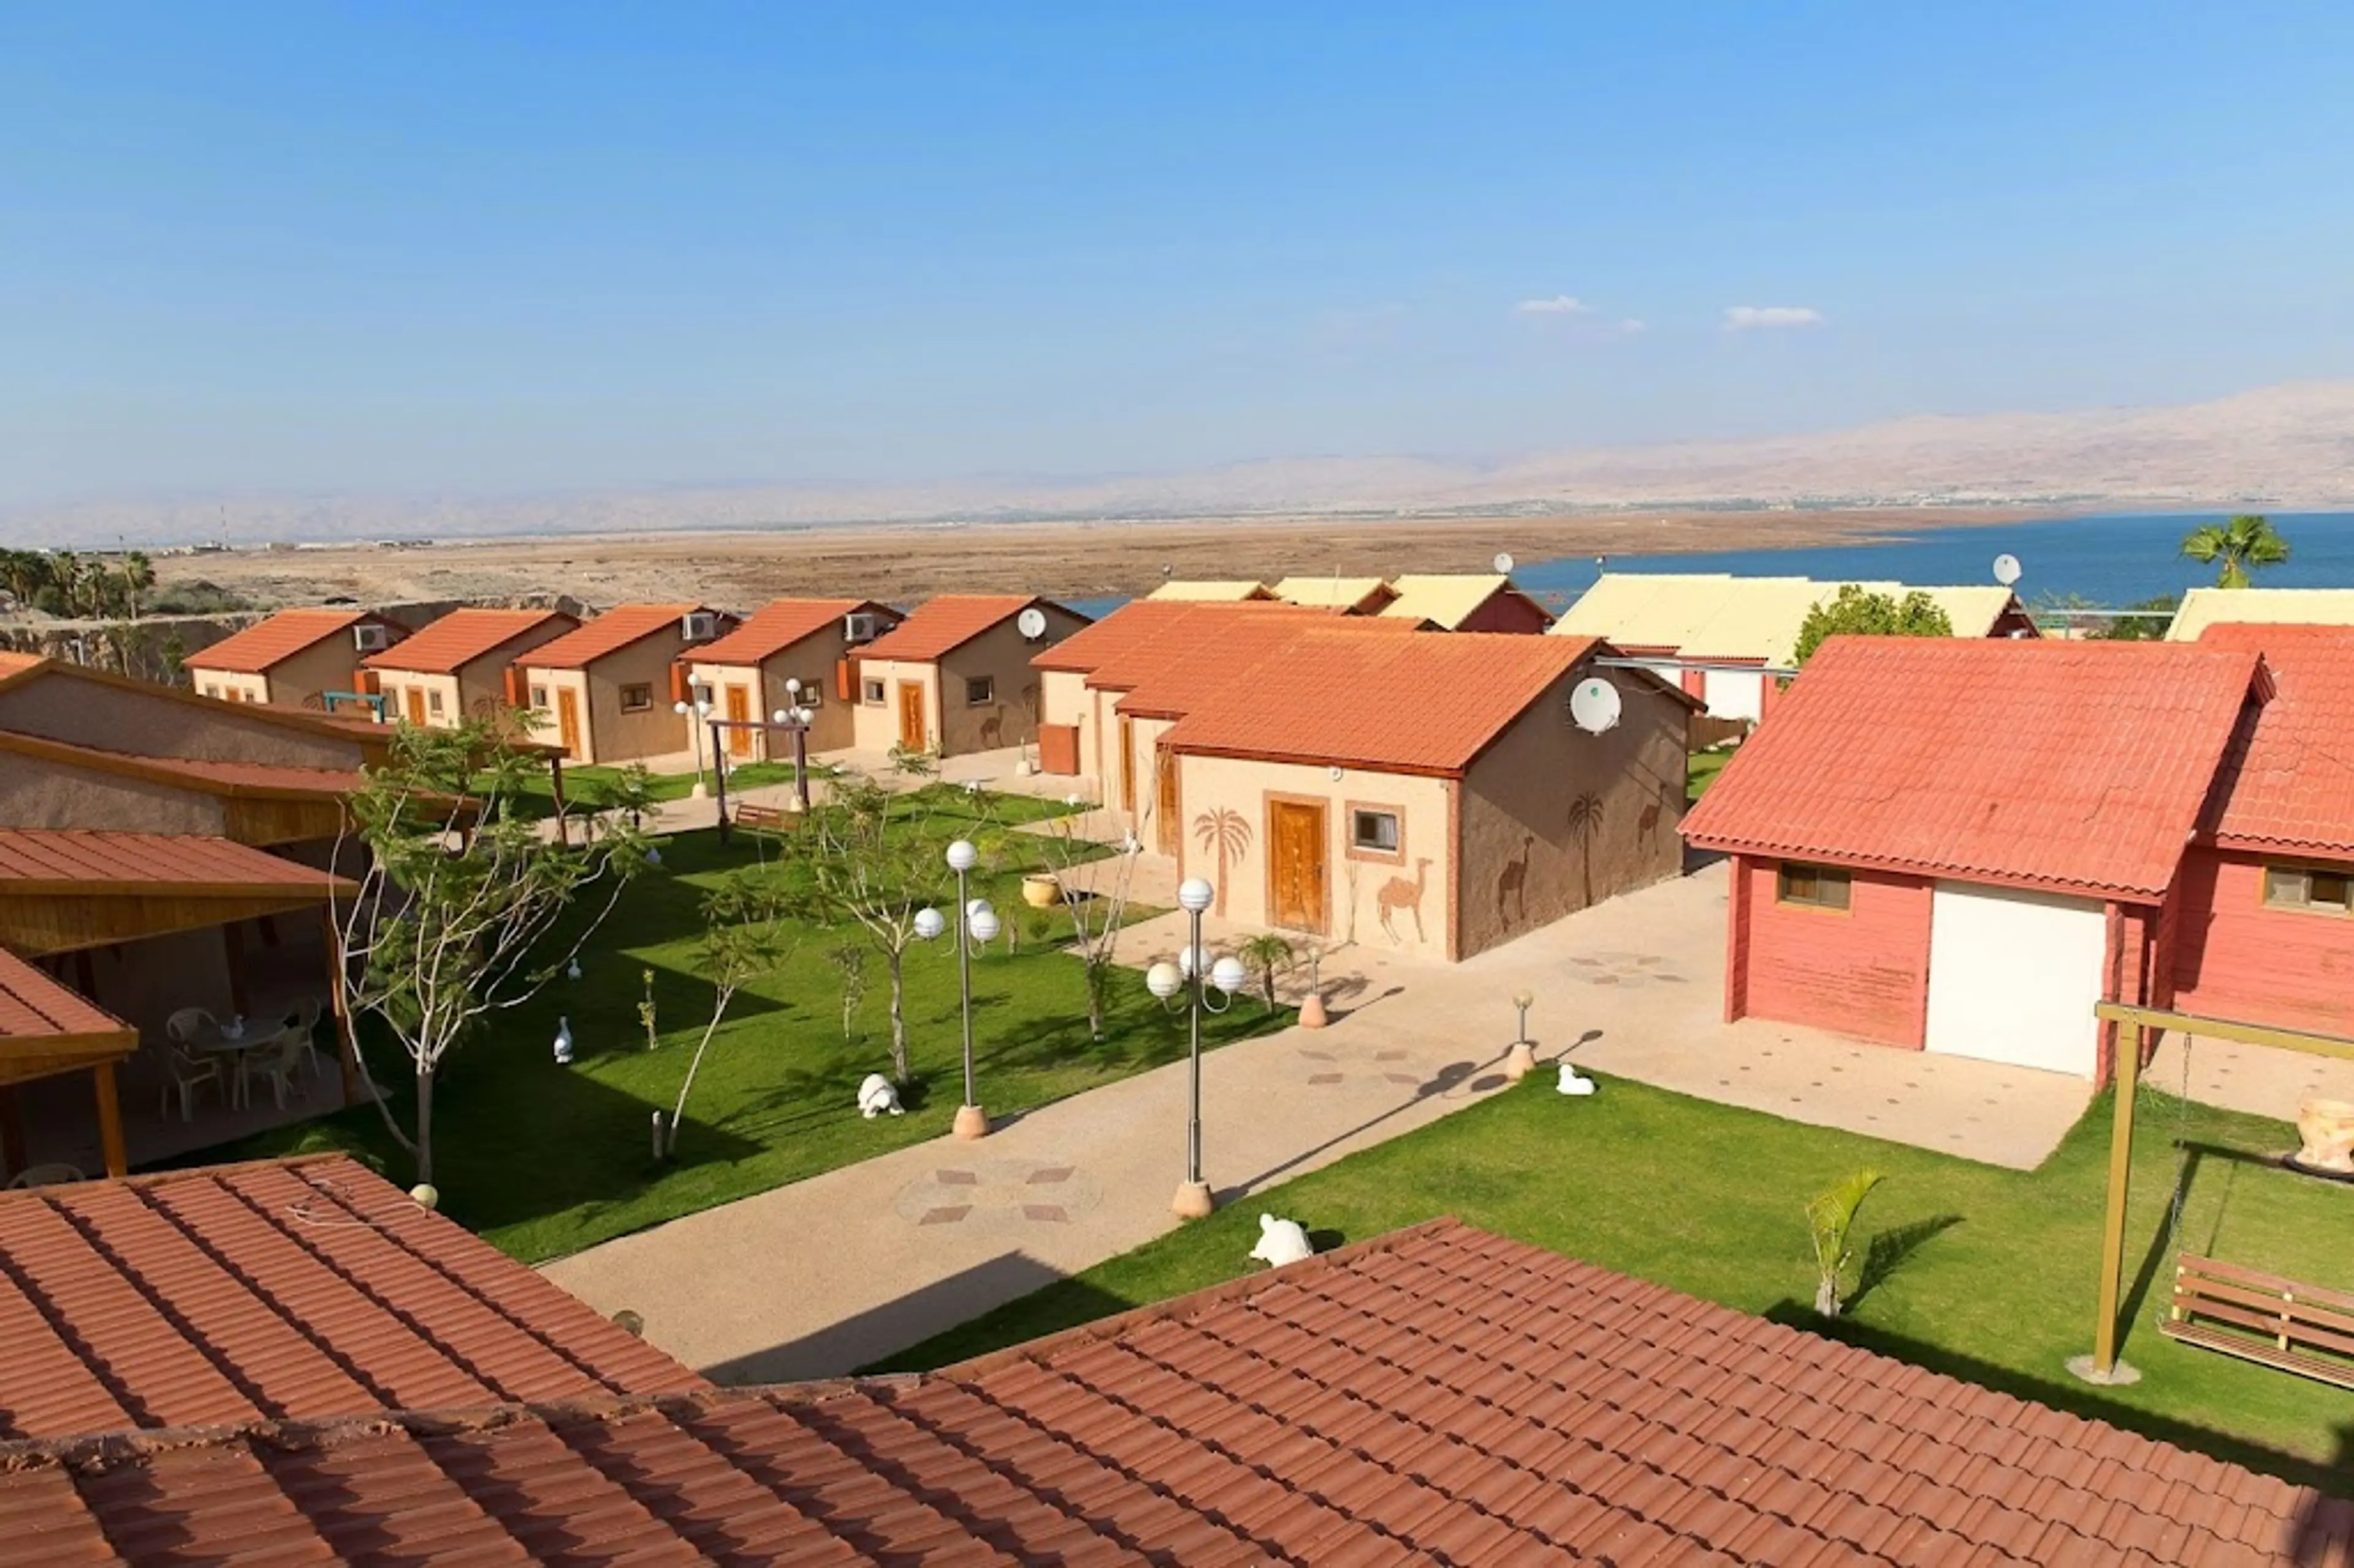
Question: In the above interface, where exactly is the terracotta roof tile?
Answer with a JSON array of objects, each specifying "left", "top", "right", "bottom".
[
  {"left": 2193, "top": 623, "right": 2354, "bottom": 855},
  {"left": 1682, "top": 636, "right": 2263, "bottom": 899},
  {"left": 1110, "top": 613, "right": 1420, "bottom": 720},
  {"left": 0, "top": 950, "right": 133, "bottom": 1048},
  {"left": 0, "top": 1157, "right": 702, "bottom": 1444},
  {"left": 360, "top": 607, "right": 576, "bottom": 674},
  {"left": 693, "top": 598, "right": 887, "bottom": 666},
  {"left": 1032, "top": 598, "right": 1325, "bottom": 679},
  {"left": 521, "top": 603, "right": 715, "bottom": 669},
  {"left": 0, "top": 829, "right": 352, "bottom": 894},
  {"left": 0, "top": 1218, "right": 2334, "bottom": 1564},
  {"left": 185, "top": 609, "right": 388, "bottom": 674},
  {"left": 858, "top": 595, "right": 1072, "bottom": 663}
]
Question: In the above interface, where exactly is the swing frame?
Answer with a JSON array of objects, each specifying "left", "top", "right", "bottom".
[{"left": 2080, "top": 1000, "right": 2354, "bottom": 1383}]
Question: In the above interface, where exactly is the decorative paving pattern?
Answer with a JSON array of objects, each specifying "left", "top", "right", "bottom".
[
  {"left": 1564, "top": 950, "right": 1688, "bottom": 987},
  {"left": 1294, "top": 1046, "right": 1428, "bottom": 1089},
  {"left": 893, "top": 1157, "right": 1103, "bottom": 1228}
]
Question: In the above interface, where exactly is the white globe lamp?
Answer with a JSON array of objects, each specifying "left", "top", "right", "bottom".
[
  {"left": 1177, "top": 878, "right": 1214, "bottom": 914},
  {"left": 1146, "top": 961, "right": 1184, "bottom": 1000},
  {"left": 946, "top": 839, "right": 978, "bottom": 873},
  {"left": 968, "top": 907, "right": 1001, "bottom": 943},
  {"left": 913, "top": 907, "right": 946, "bottom": 942},
  {"left": 1210, "top": 956, "right": 1248, "bottom": 996}
]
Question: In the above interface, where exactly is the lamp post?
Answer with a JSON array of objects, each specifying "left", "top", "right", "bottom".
[
  {"left": 941, "top": 838, "right": 992, "bottom": 1138},
  {"left": 1506, "top": 988, "right": 1537, "bottom": 1081},
  {"left": 674, "top": 696, "right": 714, "bottom": 797},
  {"left": 771, "top": 679, "right": 815, "bottom": 813},
  {"left": 1147, "top": 877, "right": 1246, "bottom": 1218}
]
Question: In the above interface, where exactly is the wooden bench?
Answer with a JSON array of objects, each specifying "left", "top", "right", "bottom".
[
  {"left": 2159, "top": 1252, "right": 2354, "bottom": 1389},
  {"left": 731, "top": 803, "right": 801, "bottom": 836}
]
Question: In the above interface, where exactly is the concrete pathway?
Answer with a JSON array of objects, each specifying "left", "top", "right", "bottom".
[{"left": 541, "top": 859, "right": 2100, "bottom": 1382}]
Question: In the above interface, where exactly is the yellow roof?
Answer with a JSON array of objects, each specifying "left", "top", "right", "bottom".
[
  {"left": 1273, "top": 576, "right": 1392, "bottom": 612},
  {"left": 1553, "top": 573, "right": 2024, "bottom": 665},
  {"left": 1144, "top": 579, "right": 1277, "bottom": 602},
  {"left": 1375, "top": 574, "right": 1533, "bottom": 630},
  {"left": 2166, "top": 587, "right": 2354, "bottom": 642}
]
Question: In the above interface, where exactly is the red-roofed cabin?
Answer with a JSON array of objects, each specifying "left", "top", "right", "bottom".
[
  {"left": 848, "top": 596, "right": 1089, "bottom": 759},
  {"left": 517, "top": 603, "right": 736, "bottom": 764},
  {"left": 1680, "top": 634, "right": 2329, "bottom": 1083},
  {"left": 684, "top": 599, "right": 902, "bottom": 761},
  {"left": 1106, "top": 626, "right": 1693, "bottom": 961},
  {"left": 185, "top": 607, "right": 408, "bottom": 711},
  {"left": 360, "top": 607, "right": 579, "bottom": 729}
]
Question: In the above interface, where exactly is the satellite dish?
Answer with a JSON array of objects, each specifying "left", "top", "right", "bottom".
[
  {"left": 1016, "top": 606, "right": 1048, "bottom": 640},
  {"left": 1569, "top": 677, "right": 1622, "bottom": 734},
  {"left": 1992, "top": 553, "right": 2022, "bottom": 587},
  {"left": 1493, "top": 552, "right": 1515, "bottom": 575}
]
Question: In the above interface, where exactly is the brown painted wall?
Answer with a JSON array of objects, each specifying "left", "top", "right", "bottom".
[
  {"left": 935, "top": 607, "right": 1087, "bottom": 756},
  {"left": 690, "top": 626, "right": 869, "bottom": 756},
  {"left": 1455, "top": 590, "right": 1553, "bottom": 635},
  {"left": 525, "top": 633, "right": 699, "bottom": 764},
  {"left": 0, "top": 755, "right": 227, "bottom": 835},
  {"left": 249, "top": 640, "right": 368, "bottom": 709},
  {"left": 1454, "top": 666, "right": 1688, "bottom": 959},
  {"left": 0, "top": 677, "right": 367, "bottom": 769}
]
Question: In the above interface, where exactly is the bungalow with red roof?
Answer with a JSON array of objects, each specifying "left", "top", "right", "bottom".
[
  {"left": 360, "top": 606, "right": 577, "bottom": 729},
  {"left": 684, "top": 597, "right": 901, "bottom": 760},
  {"left": 185, "top": 607, "right": 409, "bottom": 710},
  {"left": 517, "top": 602, "right": 734, "bottom": 764},
  {"left": 1679, "top": 633, "right": 2354, "bottom": 1082},
  {"left": 1150, "top": 628, "right": 1692, "bottom": 960},
  {"left": 848, "top": 595, "right": 1089, "bottom": 759}
]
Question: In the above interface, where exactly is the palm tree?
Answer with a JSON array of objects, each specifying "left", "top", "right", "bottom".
[
  {"left": 1236, "top": 932, "right": 1294, "bottom": 1011},
  {"left": 2181, "top": 514, "right": 2290, "bottom": 589},
  {"left": 1564, "top": 791, "right": 1604, "bottom": 910},
  {"left": 1192, "top": 807, "right": 1250, "bottom": 918},
  {"left": 1807, "top": 1169, "right": 1884, "bottom": 1317}
]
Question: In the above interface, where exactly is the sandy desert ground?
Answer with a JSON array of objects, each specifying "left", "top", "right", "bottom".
[{"left": 151, "top": 506, "right": 2044, "bottom": 610}]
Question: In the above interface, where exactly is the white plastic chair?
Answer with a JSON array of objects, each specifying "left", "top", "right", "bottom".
[{"left": 6, "top": 1163, "right": 86, "bottom": 1189}]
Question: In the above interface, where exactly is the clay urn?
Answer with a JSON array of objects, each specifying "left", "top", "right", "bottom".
[
  {"left": 2296, "top": 1097, "right": 2354, "bottom": 1174},
  {"left": 1021, "top": 872, "right": 1061, "bottom": 909},
  {"left": 1298, "top": 991, "right": 1329, "bottom": 1029}
]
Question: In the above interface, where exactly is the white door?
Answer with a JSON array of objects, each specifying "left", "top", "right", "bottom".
[
  {"left": 1704, "top": 669, "right": 1765, "bottom": 721},
  {"left": 1924, "top": 882, "right": 2108, "bottom": 1077}
]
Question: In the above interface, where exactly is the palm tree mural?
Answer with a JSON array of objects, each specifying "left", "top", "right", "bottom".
[
  {"left": 1192, "top": 807, "right": 1251, "bottom": 917},
  {"left": 2181, "top": 514, "right": 2290, "bottom": 589},
  {"left": 1565, "top": 791, "right": 1604, "bottom": 910}
]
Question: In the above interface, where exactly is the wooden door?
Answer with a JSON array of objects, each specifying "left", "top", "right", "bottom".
[
  {"left": 897, "top": 682, "right": 926, "bottom": 751},
  {"left": 1117, "top": 716, "right": 1137, "bottom": 815},
  {"left": 725, "top": 683, "right": 753, "bottom": 756},
  {"left": 1268, "top": 800, "right": 1327, "bottom": 932},
  {"left": 403, "top": 687, "right": 427, "bottom": 725},
  {"left": 1155, "top": 744, "right": 1179, "bottom": 855},
  {"left": 555, "top": 688, "right": 583, "bottom": 758}
]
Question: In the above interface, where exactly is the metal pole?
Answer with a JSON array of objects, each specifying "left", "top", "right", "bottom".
[
  {"left": 958, "top": 865, "right": 975, "bottom": 1109},
  {"left": 713, "top": 729, "right": 731, "bottom": 845},
  {"left": 794, "top": 721, "right": 811, "bottom": 812},
  {"left": 1187, "top": 905, "right": 1203, "bottom": 1189},
  {"left": 2089, "top": 1020, "right": 2142, "bottom": 1377}
]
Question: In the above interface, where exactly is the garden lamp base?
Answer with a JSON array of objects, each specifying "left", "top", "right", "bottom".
[
  {"left": 953, "top": 1102, "right": 990, "bottom": 1140},
  {"left": 2063, "top": 1354, "right": 2141, "bottom": 1387},
  {"left": 1298, "top": 992, "right": 1328, "bottom": 1029},
  {"left": 1170, "top": 1179, "right": 1215, "bottom": 1220},
  {"left": 690, "top": 780, "right": 710, "bottom": 799},
  {"left": 1504, "top": 1040, "right": 1537, "bottom": 1081}
]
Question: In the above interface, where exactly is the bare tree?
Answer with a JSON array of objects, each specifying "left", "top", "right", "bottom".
[
  {"left": 336, "top": 712, "right": 652, "bottom": 1188},
  {"left": 667, "top": 870, "right": 793, "bottom": 1157},
  {"left": 1033, "top": 802, "right": 1146, "bottom": 1041}
]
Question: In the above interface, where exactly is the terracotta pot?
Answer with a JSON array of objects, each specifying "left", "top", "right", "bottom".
[
  {"left": 1298, "top": 992, "right": 1328, "bottom": 1029},
  {"left": 2296, "top": 1097, "right": 2354, "bottom": 1174},
  {"left": 1021, "top": 873, "right": 1061, "bottom": 909}
]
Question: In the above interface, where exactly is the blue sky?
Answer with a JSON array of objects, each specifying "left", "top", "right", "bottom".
[{"left": 2, "top": 2, "right": 2348, "bottom": 504}]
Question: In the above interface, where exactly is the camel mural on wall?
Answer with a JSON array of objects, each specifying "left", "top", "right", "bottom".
[
  {"left": 1566, "top": 791, "right": 1605, "bottom": 910},
  {"left": 1379, "top": 858, "right": 1432, "bottom": 944},
  {"left": 1495, "top": 833, "right": 1533, "bottom": 928},
  {"left": 1636, "top": 778, "right": 1675, "bottom": 844},
  {"left": 979, "top": 712, "right": 1004, "bottom": 748},
  {"left": 1193, "top": 807, "right": 1251, "bottom": 918}
]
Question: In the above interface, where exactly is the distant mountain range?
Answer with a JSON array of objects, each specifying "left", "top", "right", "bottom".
[{"left": 11, "top": 381, "right": 2353, "bottom": 548}]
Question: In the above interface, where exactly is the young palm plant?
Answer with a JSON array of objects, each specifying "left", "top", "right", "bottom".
[
  {"left": 1236, "top": 932, "right": 1296, "bottom": 1011},
  {"left": 1805, "top": 1168, "right": 1885, "bottom": 1317}
]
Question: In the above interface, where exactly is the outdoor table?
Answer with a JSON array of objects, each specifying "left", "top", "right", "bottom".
[{"left": 188, "top": 1018, "right": 270, "bottom": 1109}]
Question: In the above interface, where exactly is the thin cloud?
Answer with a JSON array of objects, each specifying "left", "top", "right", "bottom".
[
  {"left": 1723, "top": 305, "right": 1825, "bottom": 330},
  {"left": 1617, "top": 318, "right": 1647, "bottom": 334},
  {"left": 1514, "top": 295, "right": 1592, "bottom": 316}
]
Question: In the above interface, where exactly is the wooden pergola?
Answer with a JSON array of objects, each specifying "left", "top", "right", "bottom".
[{"left": 0, "top": 948, "right": 139, "bottom": 1177}]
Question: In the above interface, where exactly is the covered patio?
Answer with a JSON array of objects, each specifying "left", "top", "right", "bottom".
[{"left": 0, "top": 828, "right": 359, "bottom": 1178}]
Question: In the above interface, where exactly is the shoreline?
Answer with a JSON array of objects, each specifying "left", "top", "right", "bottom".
[{"left": 148, "top": 505, "right": 2066, "bottom": 609}]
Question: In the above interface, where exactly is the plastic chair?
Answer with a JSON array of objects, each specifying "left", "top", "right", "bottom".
[
  {"left": 159, "top": 1042, "right": 223, "bottom": 1122},
  {"left": 165, "top": 1007, "right": 216, "bottom": 1045},
  {"left": 280, "top": 998, "right": 327, "bottom": 1076},
  {"left": 6, "top": 1163, "right": 85, "bottom": 1189},
  {"left": 248, "top": 1029, "right": 312, "bottom": 1111}
]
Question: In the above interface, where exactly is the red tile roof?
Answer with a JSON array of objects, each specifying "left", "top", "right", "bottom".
[
  {"left": 185, "top": 609, "right": 389, "bottom": 674},
  {"left": 0, "top": 653, "right": 42, "bottom": 679},
  {"left": 0, "top": 1218, "right": 2329, "bottom": 1564},
  {"left": 0, "top": 829, "right": 354, "bottom": 894},
  {"left": 858, "top": 594, "right": 1072, "bottom": 663},
  {"left": 1683, "top": 636, "right": 2265, "bottom": 899},
  {"left": 693, "top": 597, "right": 882, "bottom": 665},
  {"left": 360, "top": 607, "right": 576, "bottom": 674},
  {"left": 1164, "top": 629, "right": 1602, "bottom": 775},
  {"left": 0, "top": 1156, "right": 700, "bottom": 1441},
  {"left": 521, "top": 603, "right": 712, "bottom": 669},
  {"left": 2199, "top": 623, "right": 2354, "bottom": 856},
  {"left": 1033, "top": 597, "right": 1324, "bottom": 679},
  {"left": 1113, "top": 611, "right": 1422, "bottom": 718},
  {"left": 0, "top": 950, "right": 134, "bottom": 1049}
]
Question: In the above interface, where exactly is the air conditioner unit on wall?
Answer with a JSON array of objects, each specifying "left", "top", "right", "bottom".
[
  {"left": 681, "top": 611, "right": 720, "bottom": 642},
  {"left": 352, "top": 623, "right": 393, "bottom": 652},
  {"left": 844, "top": 611, "right": 880, "bottom": 644}
]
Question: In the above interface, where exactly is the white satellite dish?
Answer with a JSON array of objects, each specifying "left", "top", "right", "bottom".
[
  {"left": 1992, "top": 553, "right": 2022, "bottom": 587},
  {"left": 1569, "top": 677, "right": 1622, "bottom": 734},
  {"left": 1493, "top": 551, "right": 1515, "bottom": 575},
  {"left": 1015, "top": 606, "right": 1048, "bottom": 640}
]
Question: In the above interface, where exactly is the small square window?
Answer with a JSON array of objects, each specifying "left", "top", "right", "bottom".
[
  {"left": 202, "top": 685, "right": 220, "bottom": 699},
  {"left": 426, "top": 689, "right": 444, "bottom": 715},
  {"left": 2264, "top": 864, "right": 2352, "bottom": 914},
  {"left": 1351, "top": 810, "right": 1400, "bottom": 853},
  {"left": 796, "top": 681, "right": 822, "bottom": 708},
  {"left": 1777, "top": 862, "right": 1852, "bottom": 910},
  {"left": 966, "top": 676, "right": 996, "bottom": 706},
  {"left": 863, "top": 679, "right": 886, "bottom": 704},
  {"left": 530, "top": 685, "right": 549, "bottom": 708},
  {"left": 620, "top": 683, "right": 653, "bottom": 713}
]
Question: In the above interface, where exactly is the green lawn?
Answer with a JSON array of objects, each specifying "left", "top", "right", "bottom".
[
  {"left": 1688, "top": 745, "right": 1734, "bottom": 802},
  {"left": 489, "top": 760, "right": 812, "bottom": 820},
  {"left": 879, "top": 1070, "right": 2354, "bottom": 1491},
  {"left": 215, "top": 788, "right": 1289, "bottom": 1262}
]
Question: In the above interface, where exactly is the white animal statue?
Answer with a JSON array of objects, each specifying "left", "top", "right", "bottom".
[
  {"left": 858, "top": 1073, "right": 904, "bottom": 1119},
  {"left": 1556, "top": 1061, "right": 1596, "bottom": 1097},
  {"left": 552, "top": 1017, "right": 574, "bottom": 1065},
  {"left": 1249, "top": 1213, "right": 1314, "bottom": 1269}
]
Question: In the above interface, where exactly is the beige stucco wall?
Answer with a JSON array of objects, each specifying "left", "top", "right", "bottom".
[
  {"left": 380, "top": 671, "right": 465, "bottom": 728},
  {"left": 1455, "top": 666, "right": 1689, "bottom": 959},
  {"left": 848, "top": 656, "right": 943, "bottom": 754},
  {"left": 194, "top": 670, "right": 272, "bottom": 704},
  {"left": 0, "top": 677, "right": 367, "bottom": 769},
  {"left": 194, "top": 639, "right": 365, "bottom": 710},
  {"left": 1173, "top": 751, "right": 1456, "bottom": 959},
  {"left": 524, "top": 634, "right": 693, "bottom": 764},
  {"left": 0, "top": 755, "right": 229, "bottom": 835},
  {"left": 690, "top": 635, "right": 862, "bottom": 758}
]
